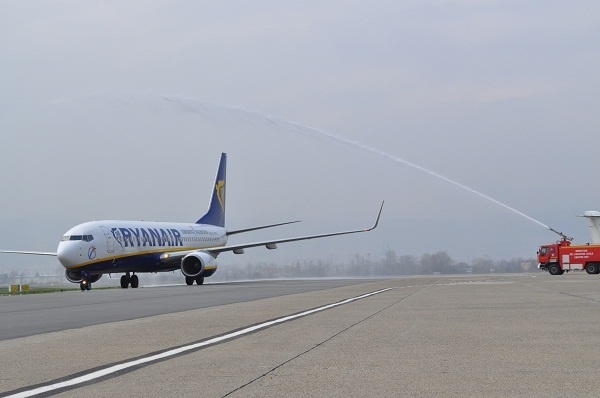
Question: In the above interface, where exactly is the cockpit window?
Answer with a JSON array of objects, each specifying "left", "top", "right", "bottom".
[{"left": 61, "top": 235, "right": 94, "bottom": 242}]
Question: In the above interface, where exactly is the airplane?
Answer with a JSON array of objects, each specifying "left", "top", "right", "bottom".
[
  {"left": 581, "top": 211, "right": 600, "bottom": 243},
  {"left": 0, "top": 153, "right": 383, "bottom": 290}
]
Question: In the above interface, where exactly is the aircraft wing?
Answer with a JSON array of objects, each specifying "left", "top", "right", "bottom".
[
  {"left": 208, "top": 201, "right": 383, "bottom": 256},
  {"left": 227, "top": 220, "right": 301, "bottom": 236},
  {"left": 0, "top": 250, "right": 57, "bottom": 256},
  {"left": 157, "top": 202, "right": 383, "bottom": 265}
]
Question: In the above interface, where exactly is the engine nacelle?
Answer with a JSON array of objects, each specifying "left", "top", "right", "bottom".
[
  {"left": 181, "top": 252, "right": 217, "bottom": 277},
  {"left": 65, "top": 269, "right": 82, "bottom": 283},
  {"left": 64, "top": 270, "right": 102, "bottom": 284}
]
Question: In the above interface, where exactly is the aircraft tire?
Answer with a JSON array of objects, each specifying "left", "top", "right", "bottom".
[
  {"left": 80, "top": 281, "right": 86, "bottom": 291},
  {"left": 86, "top": 282, "right": 91, "bottom": 291},
  {"left": 196, "top": 276, "right": 204, "bottom": 285},
  {"left": 131, "top": 275, "right": 139, "bottom": 288},
  {"left": 185, "top": 276, "right": 194, "bottom": 286},
  {"left": 120, "top": 275, "right": 130, "bottom": 289}
]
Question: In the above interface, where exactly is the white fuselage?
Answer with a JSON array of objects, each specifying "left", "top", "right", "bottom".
[{"left": 57, "top": 220, "right": 227, "bottom": 274}]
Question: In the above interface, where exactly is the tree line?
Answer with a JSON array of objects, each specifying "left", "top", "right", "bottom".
[
  {"left": 1, "top": 250, "right": 538, "bottom": 286},
  {"left": 208, "top": 250, "right": 537, "bottom": 281}
]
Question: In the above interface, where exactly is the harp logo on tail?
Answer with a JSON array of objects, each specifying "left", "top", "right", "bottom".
[{"left": 216, "top": 180, "right": 225, "bottom": 211}]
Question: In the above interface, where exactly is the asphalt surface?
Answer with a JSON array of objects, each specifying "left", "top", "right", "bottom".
[
  {"left": 0, "top": 279, "right": 374, "bottom": 341},
  {"left": 2, "top": 274, "right": 600, "bottom": 397}
]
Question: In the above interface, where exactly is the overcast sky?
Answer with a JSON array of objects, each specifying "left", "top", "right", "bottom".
[{"left": 1, "top": 1, "right": 599, "bottom": 271}]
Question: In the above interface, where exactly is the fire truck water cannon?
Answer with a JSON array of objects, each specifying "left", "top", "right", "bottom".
[
  {"left": 537, "top": 211, "right": 600, "bottom": 275},
  {"left": 547, "top": 226, "right": 573, "bottom": 243}
]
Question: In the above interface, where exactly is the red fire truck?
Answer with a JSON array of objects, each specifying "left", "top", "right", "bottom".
[{"left": 538, "top": 239, "right": 600, "bottom": 275}]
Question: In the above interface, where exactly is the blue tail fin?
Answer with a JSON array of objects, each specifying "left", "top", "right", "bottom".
[{"left": 197, "top": 153, "right": 227, "bottom": 227}]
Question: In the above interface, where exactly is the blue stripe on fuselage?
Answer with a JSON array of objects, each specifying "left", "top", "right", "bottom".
[
  {"left": 76, "top": 253, "right": 174, "bottom": 274},
  {"left": 73, "top": 253, "right": 217, "bottom": 275}
]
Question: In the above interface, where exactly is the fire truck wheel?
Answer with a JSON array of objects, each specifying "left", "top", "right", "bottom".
[
  {"left": 586, "top": 264, "right": 600, "bottom": 274},
  {"left": 548, "top": 264, "right": 562, "bottom": 275}
]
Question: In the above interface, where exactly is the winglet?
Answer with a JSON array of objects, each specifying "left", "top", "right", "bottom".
[{"left": 366, "top": 201, "right": 384, "bottom": 231}]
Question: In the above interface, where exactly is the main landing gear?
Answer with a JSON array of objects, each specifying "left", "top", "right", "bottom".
[
  {"left": 185, "top": 275, "right": 204, "bottom": 285},
  {"left": 120, "top": 272, "right": 139, "bottom": 289}
]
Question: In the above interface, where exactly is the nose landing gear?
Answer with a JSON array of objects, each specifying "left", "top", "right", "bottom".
[
  {"left": 80, "top": 271, "right": 92, "bottom": 291},
  {"left": 80, "top": 279, "right": 91, "bottom": 291}
]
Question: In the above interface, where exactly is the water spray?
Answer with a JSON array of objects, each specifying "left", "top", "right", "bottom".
[
  {"left": 117, "top": 95, "right": 573, "bottom": 240},
  {"left": 279, "top": 120, "right": 574, "bottom": 241},
  {"left": 158, "top": 95, "right": 573, "bottom": 240}
]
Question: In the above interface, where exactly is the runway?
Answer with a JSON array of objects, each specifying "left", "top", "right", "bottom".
[
  {"left": 0, "top": 279, "right": 375, "bottom": 341},
  {"left": 3, "top": 274, "right": 600, "bottom": 397}
]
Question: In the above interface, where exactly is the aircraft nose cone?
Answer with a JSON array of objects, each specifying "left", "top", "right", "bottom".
[{"left": 57, "top": 243, "right": 77, "bottom": 267}]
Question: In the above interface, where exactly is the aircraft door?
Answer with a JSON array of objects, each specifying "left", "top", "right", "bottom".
[{"left": 100, "top": 226, "right": 115, "bottom": 253}]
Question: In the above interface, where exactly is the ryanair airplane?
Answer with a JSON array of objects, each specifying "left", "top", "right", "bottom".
[{"left": 1, "top": 153, "right": 383, "bottom": 290}]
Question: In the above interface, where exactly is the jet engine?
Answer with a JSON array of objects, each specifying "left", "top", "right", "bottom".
[
  {"left": 181, "top": 252, "right": 217, "bottom": 277},
  {"left": 64, "top": 269, "right": 102, "bottom": 284}
]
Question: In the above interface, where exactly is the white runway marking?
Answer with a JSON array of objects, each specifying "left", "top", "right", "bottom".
[{"left": 7, "top": 287, "right": 393, "bottom": 398}]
